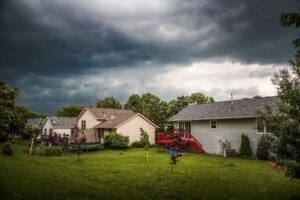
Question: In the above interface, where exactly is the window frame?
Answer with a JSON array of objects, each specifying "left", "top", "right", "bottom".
[
  {"left": 210, "top": 120, "right": 217, "bottom": 130},
  {"left": 81, "top": 120, "right": 86, "bottom": 130},
  {"left": 256, "top": 119, "right": 267, "bottom": 134}
]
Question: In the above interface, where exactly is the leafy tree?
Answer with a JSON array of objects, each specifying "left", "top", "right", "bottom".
[
  {"left": 140, "top": 93, "right": 168, "bottom": 129},
  {"left": 253, "top": 95, "right": 262, "bottom": 99},
  {"left": 259, "top": 12, "right": 300, "bottom": 177},
  {"left": 187, "top": 92, "right": 214, "bottom": 104},
  {"left": 125, "top": 93, "right": 168, "bottom": 129},
  {"left": 167, "top": 93, "right": 214, "bottom": 117},
  {"left": 0, "top": 80, "right": 18, "bottom": 141},
  {"left": 167, "top": 96, "right": 189, "bottom": 117},
  {"left": 124, "top": 94, "right": 142, "bottom": 113},
  {"left": 239, "top": 134, "right": 252, "bottom": 158},
  {"left": 96, "top": 96, "right": 122, "bottom": 109},
  {"left": 56, "top": 104, "right": 84, "bottom": 117}
]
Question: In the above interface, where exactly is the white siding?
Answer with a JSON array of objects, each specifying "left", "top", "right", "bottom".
[
  {"left": 42, "top": 119, "right": 53, "bottom": 135},
  {"left": 77, "top": 109, "right": 99, "bottom": 129},
  {"left": 190, "top": 118, "right": 260, "bottom": 155},
  {"left": 53, "top": 128, "right": 72, "bottom": 137},
  {"left": 116, "top": 115, "right": 156, "bottom": 144}
]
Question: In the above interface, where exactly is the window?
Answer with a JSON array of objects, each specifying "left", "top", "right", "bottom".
[
  {"left": 256, "top": 119, "right": 266, "bottom": 134},
  {"left": 49, "top": 128, "right": 53, "bottom": 135},
  {"left": 44, "top": 128, "right": 47, "bottom": 135},
  {"left": 185, "top": 121, "right": 191, "bottom": 133},
  {"left": 210, "top": 120, "right": 217, "bottom": 129},
  {"left": 179, "top": 122, "right": 184, "bottom": 130},
  {"left": 178, "top": 121, "right": 191, "bottom": 132},
  {"left": 81, "top": 120, "right": 86, "bottom": 130}
]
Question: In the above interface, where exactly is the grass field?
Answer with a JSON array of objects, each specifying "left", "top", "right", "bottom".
[{"left": 0, "top": 140, "right": 300, "bottom": 200}]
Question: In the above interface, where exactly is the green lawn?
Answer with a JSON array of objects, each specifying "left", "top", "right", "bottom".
[{"left": 0, "top": 140, "right": 299, "bottom": 200}]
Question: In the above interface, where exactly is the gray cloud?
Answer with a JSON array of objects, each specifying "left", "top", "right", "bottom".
[{"left": 1, "top": 0, "right": 299, "bottom": 113}]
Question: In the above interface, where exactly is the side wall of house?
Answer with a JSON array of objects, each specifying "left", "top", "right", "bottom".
[
  {"left": 42, "top": 119, "right": 53, "bottom": 135},
  {"left": 77, "top": 109, "right": 99, "bottom": 129},
  {"left": 190, "top": 118, "right": 260, "bottom": 155},
  {"left": 116, "top": 115, "right": 156, "bottom": 144}
]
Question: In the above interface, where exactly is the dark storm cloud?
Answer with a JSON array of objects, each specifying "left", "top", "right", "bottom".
[{"left": 0, "top": 0, "right": 299, "bottom": 113}]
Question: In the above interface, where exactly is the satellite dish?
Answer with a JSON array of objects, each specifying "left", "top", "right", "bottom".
[{"left": 111, "top": 115, "right": 115, "bottom": 120}]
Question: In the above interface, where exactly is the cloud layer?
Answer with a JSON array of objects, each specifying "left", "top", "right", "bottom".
[{"left": 0, "top": 0, "right": 299, "bottom": 113}]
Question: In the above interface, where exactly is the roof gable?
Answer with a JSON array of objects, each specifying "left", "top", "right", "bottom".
[
  {"left": 169, "top": 96, "right": 278, "bottom": 121},
  {"left": 42, "top": 116, "right": 77, "bottom": 128}
]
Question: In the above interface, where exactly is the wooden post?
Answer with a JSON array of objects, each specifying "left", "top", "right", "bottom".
[{"left": 29, "top": 134, "right": 35, "bottom": 155}]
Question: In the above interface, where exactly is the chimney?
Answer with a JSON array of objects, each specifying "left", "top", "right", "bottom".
[{"left": 231, "top": 93, "right": 233, "bottom": 109}]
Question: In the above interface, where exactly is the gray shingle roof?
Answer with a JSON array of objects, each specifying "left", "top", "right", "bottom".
[
  {"left": 168, "top": 96, "right": 278, "bottom": 121},
  {"left": 47, "top": 116, "right": 77, "bottom": 128},
  {"left": 27, "top": 118, "right": 45, "bottom": 127}
]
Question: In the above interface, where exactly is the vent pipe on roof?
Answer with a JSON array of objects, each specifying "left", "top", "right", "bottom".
[{"left": 231, "top": 93, "right": 233, "bottom": 109}]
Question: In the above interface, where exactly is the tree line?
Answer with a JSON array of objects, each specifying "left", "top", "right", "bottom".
[{"left": 58, "top": 92, "right": 215, "bottom": 129}]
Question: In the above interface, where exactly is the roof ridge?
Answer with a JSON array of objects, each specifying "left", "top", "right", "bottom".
[
  {"left": 190, "top": 96, "right": 277, "bottom": 106},
  {"left": 87, "top": 107, "right": 133, "bottom": 111}
]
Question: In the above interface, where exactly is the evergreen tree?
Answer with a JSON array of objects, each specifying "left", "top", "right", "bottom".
[
  {"left": 239, "top": 134, "right": 252, "bottom": 158},
  {"left": 256, "top": 135, "right": 271, "bottom": 160}
]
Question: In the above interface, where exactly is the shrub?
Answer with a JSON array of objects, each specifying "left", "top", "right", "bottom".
[
  {"left": 104, "top": 132, "right": 129, "bottom": 149},
  {"left": 131, "top": 128, "right": 150, "bottom": 148},
  {"left": 140, "top": 128, "right": 149, "bottom": 146},
  {"left": 286, "top": 161, "right": 300, "bottom": 178},
  {"left": 1, "top": 143, "right": 13, "bottom": 156},
  {"left": 239, "top": 134, "right": 252, "bottom": 158},
  {"left": 0, "top": 132, "right": 8, "bottom": 143},
  {"left": 39, "top": 146, "right": 64, "bottom": 156},
  {"left": 131, "top": 141, "right": 145, "bottom": 148},
  {"left": 256, "top": 134, "right": 271, "bottom": 160}
]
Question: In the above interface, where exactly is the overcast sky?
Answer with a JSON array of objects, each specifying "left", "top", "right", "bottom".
[{"left": 0, "top": 0, "right": 299, "bottom": 113}]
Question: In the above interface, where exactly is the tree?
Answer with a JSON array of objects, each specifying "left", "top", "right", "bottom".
[
  {"left": 96, "top": 96, "right": 122, "bottom": 109},
  {"left": 259, "top": 12, "right": 300, "bottom": 177},
  {"left": 0, "top": 80, "right": 18, "bottom": 141},
  {"left": 124, "top": 93, "right": 168, "bottom": 129},
  {"left": 56, "top": 104, "right": 84, "bottom": 117},
  {"left": 140, "top": 93, "right": 168, "bottom": 129},
  {"left": 167, "top": 93, "right": 214, "bottom": 117},
  {"left": 124, "top": 94, "right": 142, "bottom": 113},
  {"left": 256, "top": 134, "right": 272, "bottom": 160},
  {"left": 239, "top": 134, "right": 252, "bottom": 158},
  {"left": 187, "top": 92, "right": 214, "bottom": 104}
]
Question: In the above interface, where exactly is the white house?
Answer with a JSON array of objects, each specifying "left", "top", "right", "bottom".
[
  {"left": 77, "top": 107, "right": 158, "bottom": 144},
  {"left": 41, "top": 116, "right": 77, "bottom": 137},
  {"left": 169, "top": 96, "right": 277, "bottom": 155}
]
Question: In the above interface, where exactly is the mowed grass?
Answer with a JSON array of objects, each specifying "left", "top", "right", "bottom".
[{"left": 0, "top": 140, "right": 300, "bottom": 200}]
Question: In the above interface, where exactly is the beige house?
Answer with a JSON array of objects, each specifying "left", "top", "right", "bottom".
[{"left": 77, "top": 107, "right": 158, "bottom": 144}]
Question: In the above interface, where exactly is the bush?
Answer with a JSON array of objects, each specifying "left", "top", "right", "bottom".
[
  {"left": 131, "top": 141, "right": 145, "bottom": 148},
  {"left": 0, "top": 132, "right": 8, "bottom": 143},
  {"left": 104, "top": 132, "right": 129, "bottom": 149},
  {"left": 39, "top": 146, "right": 64, "bottom": 156},
  {"left": 1, "top": 143, "right": 13, "bottom": 156},
  {"left": 131, "top": 128, "right": 150, "bottom": 148},
  {"left": 256, "top": 134, "right": 271, "bottom": 160},
  {"left": 239, "top": 134, "right": 252, "bottom": 158},
  {"left": 286, "top": 161, "right": 300, "bottom": 178}
]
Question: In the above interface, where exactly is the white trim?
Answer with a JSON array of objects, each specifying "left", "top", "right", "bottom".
[{"left": 210, "top": 120, "right": 217, "bottom": 130}]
